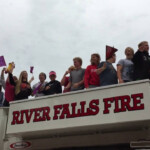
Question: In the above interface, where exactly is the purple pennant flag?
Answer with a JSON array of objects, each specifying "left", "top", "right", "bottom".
[
  {"left": 30, "top": 66, "right": 34, "bottom": 73},
  {"left": 0, "top": 56, "right": 6, "bottom": 67}
]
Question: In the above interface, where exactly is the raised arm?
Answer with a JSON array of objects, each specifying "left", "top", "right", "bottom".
[
  {"left": 117, "top": 65, "right": 124, "bottom": 83},
  {"left": 64, "top": 81, "right": 71, "bottom": 90},
  {"left": 1, "top": 68, "right": 6, "bottom": 90},
  {"left": 29, "top": 76, "right": 34, "bottom": 84},
  {"left": 61, "top": 71, "right": 69, "bottom": 86},
  {"left": 96, "top": 63, "right": 107, "bottom": 75}
]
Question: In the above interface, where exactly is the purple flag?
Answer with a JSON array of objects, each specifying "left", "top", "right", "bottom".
[
  {"left": 33, "top": 83, "right": 42, "bottom": 95},
  {"left": 0, "top": 56, "right": 6, "bottom": 67},
  {"left": 30, "top": 66, "right": 34, "bottom": 73}
]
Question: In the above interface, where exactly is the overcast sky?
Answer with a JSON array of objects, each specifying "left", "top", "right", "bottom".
[{"left": 0, "top": 0, "right": 150, "bottom": 85}]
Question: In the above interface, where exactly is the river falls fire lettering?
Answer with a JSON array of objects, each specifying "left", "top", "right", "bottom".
[{"left": 11, "top": 93, "right": 144, "bottom": 125}]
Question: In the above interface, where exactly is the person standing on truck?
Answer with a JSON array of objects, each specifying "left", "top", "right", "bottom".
[
  {"left": 15, "top": 71, "right": 33, "bottom": 100},
  {"left": 32, "top": 72, "right": 47, "bottom": 97},
  {"left": 43, "top": 71, "right": 62, "bottom": 95},
  {"left": 61, "top": 66, "right": 75, "bottom": 93},
  {"left": 0, "top": 68, "right": 6, "bottom": 90},
  {"left": 117, "top": 47, "right": 134, "bottom": 83},
  {"left": 96, "top": 45, "right": 118, "bottom": 86},
  {"left": 0, "top": 84, "right": 4, "bottom": 107},
  {"left": 65, "top": 57, "right": 85, "bottom": 91},
  {"left": 3, "top": 69, "right": 18, "bottom": 107},
  {"left": 132, "top": 41, "right": 150, "bottom": 80},
  {"left": 84, "top": 53, "right": 100, "bottom": 89}
]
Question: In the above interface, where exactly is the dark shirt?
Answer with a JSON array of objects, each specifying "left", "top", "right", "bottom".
[
  {"left": 9, "top": 73, "right": 16, "bottom": 86},
  {"left": 132, "top": 51, "right": 150, "bottom": 80},
  {"left": 15, "top": 81, "right": 32, "bottom": 100},
  {"left": 43, "top": 80, "right": 62, "bottom": 95},
  {"left": 98, "top": 61, "right": 118, "bottom": 86}
]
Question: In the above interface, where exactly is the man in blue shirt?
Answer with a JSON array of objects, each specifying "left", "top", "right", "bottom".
[{"left": 97, "top": 45, "right": 118, "bottom": 86}]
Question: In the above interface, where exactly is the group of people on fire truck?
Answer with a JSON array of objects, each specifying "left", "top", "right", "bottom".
[{"left": 0, "top": 41, "right": 149, "bottom": 107}]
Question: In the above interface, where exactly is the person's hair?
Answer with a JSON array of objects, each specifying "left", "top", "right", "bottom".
[
  {"left": 138, "top": 41, "right": 148, "bottom": 48},
  {"left": 15, "top": 71, "right": 28, "bottom": 95},
  {"left": 125, "top": 47, "right": 134, "bottom": 55},
  {"left": 39, "top": 72, "right": 46, "bottom": 79},
  {"left": 91, "top": 53, "right": 101, "bottom": 64},
  {"left": 73, "top": 57, "right": 82, "bottom": 65}
]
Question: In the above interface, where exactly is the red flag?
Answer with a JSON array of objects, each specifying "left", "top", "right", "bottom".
[
  {"left": 30, "top": 66, "right": 34, "bottom": 73},
  {"left": 0, "top": 56, "right": 6, "bottom": 67},
  {"left": 106, "top": 45, "right": 118, "bottom": 60}
]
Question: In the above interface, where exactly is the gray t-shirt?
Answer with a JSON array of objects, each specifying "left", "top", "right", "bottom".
[
  {"left": 117, "top": 59, "right": 134, "bottom": 81},
  {"left": 0, "top": 76, "right": 5, "bottom": 90},
  {"left": 0, "top": 92, "right": 4, "bottom": 107},
  {"left": 70, "top": 68, "right": 85, "bottom": 91},
  {"left": 98, "top": 61, "right": 118, "bottom": 86}
]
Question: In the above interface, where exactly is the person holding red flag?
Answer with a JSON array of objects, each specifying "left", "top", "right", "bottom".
[
  {"left": 84, "top": 53, "right": 100, "bottom": 89},
  {"left": 96, "top": 45, "right": 118, "bottom": 86}
]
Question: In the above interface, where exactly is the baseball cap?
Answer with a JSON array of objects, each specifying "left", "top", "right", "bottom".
[{"left": 49, "top": 71, "right": 56, "bottom": 76}]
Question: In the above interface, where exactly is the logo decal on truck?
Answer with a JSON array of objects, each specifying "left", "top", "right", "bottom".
[{"left": 10, "top": 141, "right": 31, "bottom": 149}]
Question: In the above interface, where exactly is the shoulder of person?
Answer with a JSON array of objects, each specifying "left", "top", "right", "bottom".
[
  {"left": 117, "top": 59, "right": 125, "bottom": 65},
  {"left": 135, "top": 50, "right": 143, "bottom": 56},
  {"left": 34, "top": 82, "right": 40, "bottom": 86},
  {"left": 86, "top": 65, "right": 91, "bottom": 69},
  {"left": 44, "top": 81, "right": 48, "bottom": 85},
  {"left": 81, "top": 68, "right": 86, "bottom": 71},
  {"left": 32, "top": 82, "right": 38, "bottom": 89},
  {"left": 45, "top": 82, "right": 50, "bottom": 86},
  {"left": 55, "top": 81, "right": 61, "bottom": 86},
  {"left": 54, "top": 80, "right": 61, "bottom": 84},
  {"left": 98, "top": 61, "right": 105, "bottom": 67},
  {"left": 26, "top": 81, "right": 30, "bottom": 85}
]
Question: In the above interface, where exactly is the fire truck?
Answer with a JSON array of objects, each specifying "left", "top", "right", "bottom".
[{"left": 0, "top": 80, "right": 150, "bottom": 150}]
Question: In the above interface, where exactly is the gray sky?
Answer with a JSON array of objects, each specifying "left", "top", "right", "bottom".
[{"left": 0, "top": 0, "right": 150, "bottom": 84}]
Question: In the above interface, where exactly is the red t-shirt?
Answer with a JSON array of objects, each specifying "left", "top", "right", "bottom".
[
  {"left": 5, "top": 81, "right": 15, "bottom": 102},
  {"left": 84, "top": 65, "right": 100, "bottom": 88},
  {"left": 63, "top": 76, "right": 70, "bottom": 93}
]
